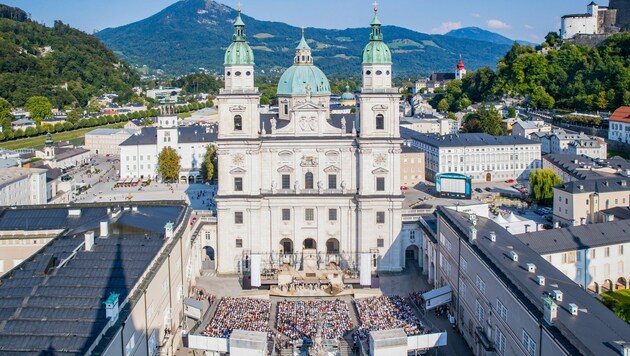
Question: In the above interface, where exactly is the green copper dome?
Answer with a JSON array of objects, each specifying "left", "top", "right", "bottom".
[
  {"left": 341, "top": 85, "right": 355, "bottom": 100},
  {"left": 362, "top": 11, "right": 392, "bottom": 64},
  {"left": 277, "top": 30, "right": 331, "bottom": 96},
  {"left": 224, "top": 11, "right": 254, "bottom": 65}
]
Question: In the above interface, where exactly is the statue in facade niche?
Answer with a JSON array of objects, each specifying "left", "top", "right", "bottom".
[{"left": 341, "top": 117, "right": 346, "bottom": 132}]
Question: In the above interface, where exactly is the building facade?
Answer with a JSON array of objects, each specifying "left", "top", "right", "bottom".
[
  {"left": 400, "top": 116, "right": 458, "bottom": 136},
  {"left": 609, "top": 106, "right": 630, "bottom": 144},
  {"left": 430, "top": 207, "right": 630, "bottom": 356},
  {"left": 400, "top": 146, "right": 425, "bottom": 188},
  {"left": 561, "top": 2, "right": 618, "bottom": 39},
  {"left": 402, "top": 128, "right": 541, "bottom": 183},
  {"left": 119, "top": 117, "right": 217, "bottom": 182},
  {"left": 553, "top": 177, "right": 630, "bottom": 226},
  {"left": 511, "top": 120, "right": 551, "bottom": 139},
  {"left": 215, "top": 9, "right": 406, "bottom": 274},
  {"left": 0, "top": 167, "right": 47, "bottom": 206},
  {"left": 85, "top": 128, "right": 138, "bottom": 156}
]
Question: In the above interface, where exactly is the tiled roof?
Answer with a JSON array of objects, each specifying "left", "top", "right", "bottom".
[{"left": 611, "top": 106, "right": 630, "bottom": 123}]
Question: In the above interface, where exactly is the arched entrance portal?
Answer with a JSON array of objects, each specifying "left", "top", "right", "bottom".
[
  {"left": 303, "top": 238, "right": 317, "bottom": 250},
  {"left": 486, "top": 173, "right": 492, "bottom": 182},
  {"left": 279, "top": 238, "right": 293, "bottom": 254},
  {"left": 588, "top": 281, "right": 600, "bottom": 294},
  {"left": 617, "top": 277, "right": 627, "bottom": 290},
  {"left": 326, "top": 238, "right": 340, "bottom": 254},
  {"left": 202, "top": 246, "right": 215, "bottom": 270},
  {"left": 603, "top": 279, "right": 613, "bottom": 292},
  {"left": 406, "top": 245, "right": 420, "bottom": 268}
]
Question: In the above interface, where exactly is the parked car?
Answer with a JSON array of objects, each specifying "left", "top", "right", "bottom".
[
  {"left": 475, "top": 188, "right": 483, "bottom": 193},
  {"left": 400, "top": 186, "right": 409, "bottom": 191},
  {"left": 61, "top": 175, "right": 72, "bottom": 182},
  {"left": 484, "top": 187, "right": 492, "bottom": 192},
  {"left": 505, "top": 179, "right": 516, "bottom": 183}
]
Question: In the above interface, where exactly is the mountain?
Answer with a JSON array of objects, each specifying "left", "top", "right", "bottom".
[
  {"left": 0, "top": 4, "right": 139, "bottom": 108},
  {"left": 445, "top": 27, "right": 536, "bottom": 46},
  {"left": 96, "top": 0, "right": 513, "bottom": 77}
]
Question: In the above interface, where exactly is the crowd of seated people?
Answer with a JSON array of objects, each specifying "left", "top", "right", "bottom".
[
  {"left": 354, "top": 296, "right": 427, "bottom": 336},
  {"left": 203, "top": 297, "right": 271, "bottom": 338},
  {"left": 275, "top": 299, "right": 354, "bottom": 341}
]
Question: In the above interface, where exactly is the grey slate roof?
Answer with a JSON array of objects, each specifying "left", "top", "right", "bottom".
[
  {"left": 554, "top": 177, "right": 630, "bottom": 194},
  {"left": 0, "top": 204, "right": 186, "bottom": 355},
  {"left": 438, "top": 207, "right": 630, "bottom": 356},
  {"left": 601, "top": 207, "right": 630, "bottom": 221},
  {"left": 119, "top": 126, "right": 217, "bottom": 146},
  {"left": 401, "top": 127, "right": 538, "bottom": 148},
  {"left": 517, "top": 219, "right": 630, "bottom": 254},
  {"left": 543, "top": 154, "right": 615, "bottom": 180}
]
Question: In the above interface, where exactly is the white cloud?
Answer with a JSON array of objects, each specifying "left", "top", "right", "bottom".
[
  {"left": 524, "top": 24, "right": 534, "bottom": 30},
  {"left": 431, "top": 21, "right": 462, "bottom": 34},
  {"left": 470, "top": 13, "right": 481, "bottom": 18},
  {"left": 486, "top": 19, "right": 511, "bottom": 30}
]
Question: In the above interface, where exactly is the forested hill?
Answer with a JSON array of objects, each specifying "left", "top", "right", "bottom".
[
  {"left": 96, "top": 0, "right": 514, "bottom": 77},
  {"left": 0, "top": 4, "right": 139, "bottom": 108}
]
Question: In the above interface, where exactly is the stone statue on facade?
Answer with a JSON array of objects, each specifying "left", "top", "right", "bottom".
[
  {"left": 341, "top": 116, "right": 346, "bottom": 132},
  {"left": 270, "top": 117, "right": 277, "bottom": 132}
]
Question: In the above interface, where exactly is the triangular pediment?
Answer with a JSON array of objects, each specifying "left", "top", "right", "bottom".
[
  {"left": 230, "top": 167, "right": 247, "bottom": 174},
  {"left": 277, "top": 165, "right": 294, "bottom": 173},
  {"left": 324, "top": 165, "right": 341, "bottom": 173},
  {"left": 293, "top": 101, "right": 325, "bottom": 111},
  {"left": 372, "top": 168, "right": 389, "bottom": 174}
]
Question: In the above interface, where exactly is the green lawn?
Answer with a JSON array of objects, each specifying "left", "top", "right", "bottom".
[
  {"left": 603, "top": 289, "right": 630, "bottom": 304},
  {"left": 0, "top": 123, "right": 124, "bottom": 150}
]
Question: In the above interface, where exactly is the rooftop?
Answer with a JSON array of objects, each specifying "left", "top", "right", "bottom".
[
  {"left": 438, "top": 207, "right": 630, "bottom": 356},
  {"left": 119, "top": 126, "right": 218, "bottom": 146},
  {"left": 554, "top": 177, "right": 630, "bottom": 194},
  {"left": 0, "top": 167, "right": 47, "bottom": 188},
  {"left": 611, "top": 106, "right": 630, "bottom": 124},
  {"left": 517, "top": 219, "right": 630, "bottom": 254},
  {"left": 544, "top": 154, "right": 630, "bottom": 180},
  {"left": 401, "top": 128, "right": 538, "bottom": 148},
  {"left": 0, "top": 203, "right": 187, "bottom": 354}
]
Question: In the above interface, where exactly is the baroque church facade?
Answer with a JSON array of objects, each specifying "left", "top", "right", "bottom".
[{"left": 215, "top": 7, "right": 405, "bottom": 274}]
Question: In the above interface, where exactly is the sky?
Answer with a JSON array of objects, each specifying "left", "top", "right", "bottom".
[{"left": 3, "top": 0, "right": 609, "bottom": 42}]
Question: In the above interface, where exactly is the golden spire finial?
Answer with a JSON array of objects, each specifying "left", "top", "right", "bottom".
[
  {"left": 373, "top": 1, "right": 378, "bottom": 12},
  {"left": 237, "top": 2, "right": 241, "bottom": 13}
]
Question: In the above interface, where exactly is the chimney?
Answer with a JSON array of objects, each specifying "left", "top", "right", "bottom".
[
  {"left": 68, "top": 209, "right": 81, "bottom": 217},
  {"left": 526, "top": 263, "right": 536, "bottom": 273},
  {"left": 537, "top": 275, "right": 546, "bottom": 286},
  {"left": 85, "top": 231, "right": 95, "bottom": 251},
  {"left": 165, "top": 222, "right": 174, "bottom": 240},
  {"left": 569, "top": 303, "right": 578, "bottom": 316},
  {"left": 552, "top": 290, "right": 563, "bottom": 302},
  {"left": 543, "top": 296, "right": 558, "bottom": 325},
  {"left": 468, "top": 225, "right": 477, "bottom": 243},
  {"left": 509, "top": 251, "right": 519, "bottom": 262},
  {"left": 100, "top": 221, "right": 109, "bottom": 237},
  {"left": 489, "top": 231, "right": 496, "bottom": 242},
  {"left": 132, "top": 206, "right": 138, "bottom": 212}
]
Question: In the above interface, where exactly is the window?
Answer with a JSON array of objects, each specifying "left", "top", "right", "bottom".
[
  {"left": 377, "top": 238, "right": 384, "bottom": 248},
  {"left": 328, "top": 174, "right": 337, "bottom": 189},
  {"left": 409, "top": 230, "right": 416, "bottom": 241},
  {"left": 376, "top": 211, "right": 385, "bottom": 224},
  {"left": 475, "top": 275, "right": 486, "bottom": 293},
  {"left": 460, "top": 257, "right": 468, "bottom": 271},
  {"left": 282, "top": 174, "right": 291, "bottom": 189},
  {"left": 496, "top": 299, "right": 507, "bottom": 321},
  {"left": 305, "top": 208, "right": 314, "bottom": 221},
  {"left": 282, "top": 209, "right": 291, "bottom": 221},
  {"left": 620, "top": 245, "right": 625, "bottom": 256},
  {"left": 562, "top": 252, "right": 576, "bottom": 264},
  {"left": 590, "top": 249, "right": 596, "bottom": 259},
  {"left": 234, "top": 212, "right": 243, "bottom": 224},
  {"left": 475, "top": 300, "right": 485, "bottom": 323},
  {"left": 234, "top": 177, "right": 243, "bottom": 191},
  {"left": 284, "top": 105, "right": 288, "bottom": 115},
  {"left": 376, "top": 114, "right": 384, "bottom": 130},
  {"left": 328, "top": 209, "right": 337, "bottom": 221},
  {"left": 305, "top": 172, "right": 314, "bottom": 189},
  {"left": 235, "top": 239, "right": 243, "bottom": 248},
  {"left": 522, "top": 330, "right": 536, "bottom": 356},
  {"left": 376, "top": 177, "right": 385, "bottom": 191},
  {"left": 234, "top": 115, "right": 242, "bottom": 131},
  {"left": 459, "top": 280, "right": 467, "bottom": 299},
  {"left": 605, "top": 247, "right": 610, "bottom": 257},
  {"left": 495, "top": 329, "right": 506, "bottom": 355}
]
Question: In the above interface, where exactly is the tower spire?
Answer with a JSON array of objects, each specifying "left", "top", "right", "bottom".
[
  {"left": 233, "top": 4, "right": 245, "bottom": 41},
  {"left": 370, "top": 2, "right": 383, "bottom": 41}
]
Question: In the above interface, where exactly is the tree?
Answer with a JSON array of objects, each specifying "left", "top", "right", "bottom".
[
  {"left": 462, "top": 104, "right": 504, "bottom": 136},
  {"left": 0, "top": 97, "right": 12, "bottom": 132},
  {"left": 544, "top": 32, "right": 560, "bottom": 47},
  {"left": 25, "top": 96, "right": 52, "bottom": 126},
  {"left": 87, "top": 100, "right": 101, "bottom": 113},
  {"left": 199, "top": 144, "right": 217, "bottom": 182},
  {"left": 529, "top": 169, "right": 563, "bottom": 205},
  {"left": 507, "top": 106, "right": 517, "bottom": 118},
  {"left": 157, "top": 147, "right": 181, "bottom": 182},
  {"left": 437, "top": 98, "right": 449, "bottom": 113},
  {"left": 142, "top": 117, "right": 154, "bottom": 126},
  {"left": 67, "top": 109, "right": 81, "bottom": 125}
]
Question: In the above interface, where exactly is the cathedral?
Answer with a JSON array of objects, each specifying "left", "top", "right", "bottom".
[{"left": 215, "top": 6, "right": 405, "bottom": 274}]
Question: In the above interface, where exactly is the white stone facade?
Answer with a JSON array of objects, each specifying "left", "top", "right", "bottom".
[
  {"left": 609, "top": 119, "right": 630, "bottom": 144},
  {"left": 0, "top": 168, "right": 47, "bottom": 205}
]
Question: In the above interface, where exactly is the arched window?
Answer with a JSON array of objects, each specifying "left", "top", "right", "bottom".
[
  {"left": 234, "top": 115, "right": 243, "bottom": 131},
  {"left": 305, "top": 172, "right": 314, "bottom": 189},
  {"left": 376, "top": 114, "right": 385, "bottom": 130}
]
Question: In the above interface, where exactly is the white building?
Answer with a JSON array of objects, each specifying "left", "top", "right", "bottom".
[
  {"left": 560, "top": 2, "right": 617, "bottom": 39},
  {"left": 511, "top": 120, "right": 551, "bottom": 139},
  {"left": 85, "top": 128, "right": 138, "bottom": 156},
  {"left": 542, "top": 132, "right": 607, "bottom": 159},
  {"left": 518, "top": 219, "right": 630, "bottom": 294},
  {"left": 214, "top": 10, "right": 406, "bottom": 274},
  {"left": 400, "top": 116, "right": 458, "bottom": 136},
  {"left": 401, "top": 128, "right": 541, "bottom": 183},
  {"left": 34, "top": 134, "right": 91, "bottom": 170},
  {"left": 119, "top": 117, "right": 217, "bottom": 182},
  {"left": 609, "top": 106, "right": 630, "bottom": 144},
  {"left": 0, "top": 167, "right": 47, "bottom": 205}
]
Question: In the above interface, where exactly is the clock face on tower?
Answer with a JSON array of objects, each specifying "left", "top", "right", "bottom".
[{"left": 374, "top": 153, "right": 387, "bottom": 166}]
